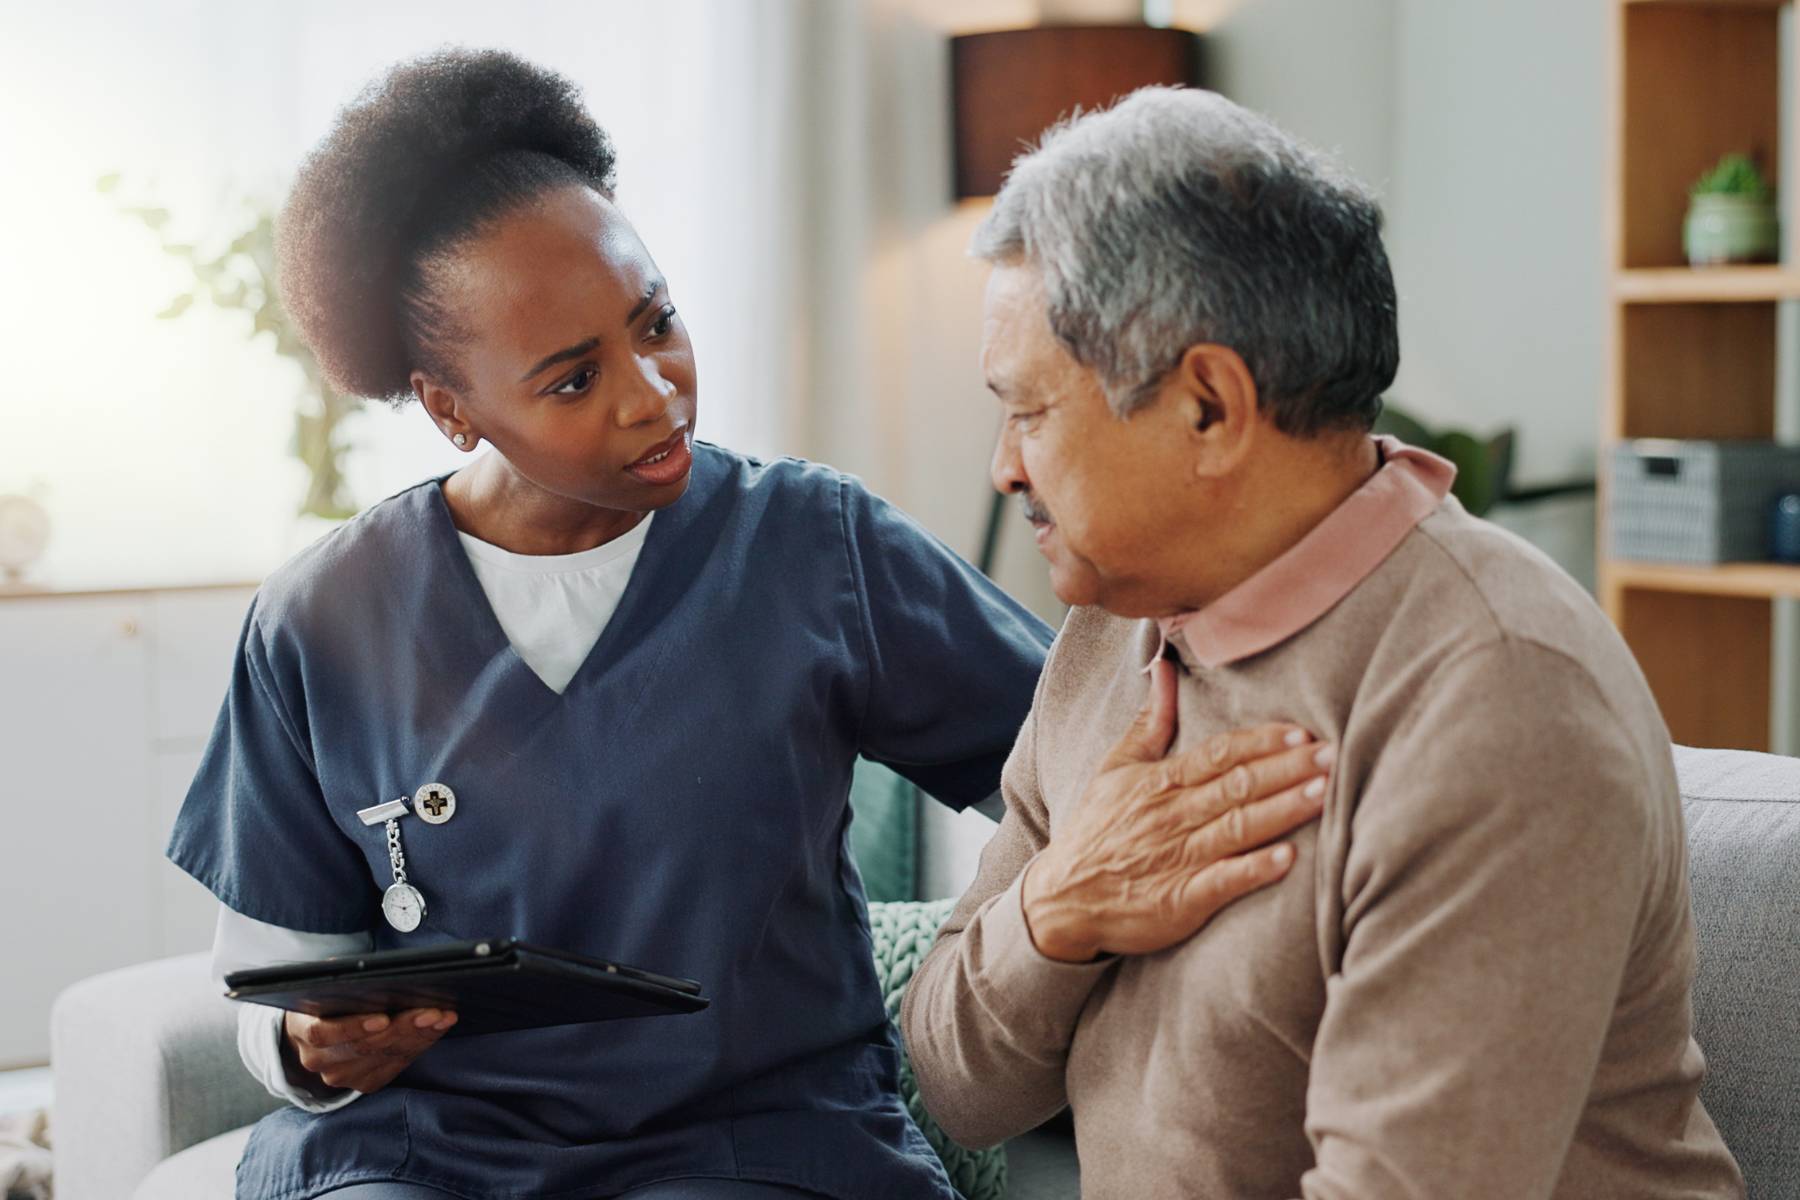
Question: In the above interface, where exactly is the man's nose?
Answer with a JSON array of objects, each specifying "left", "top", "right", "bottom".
[{"left": 990, "top": 424, "right": 1029, "bottom": 496}]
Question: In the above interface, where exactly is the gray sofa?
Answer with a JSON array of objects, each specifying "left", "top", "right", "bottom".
[{"left": 50, "top": 746, "right": 1800, "bottom": 1199}]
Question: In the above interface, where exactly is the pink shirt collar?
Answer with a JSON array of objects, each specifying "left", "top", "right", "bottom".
[{"left": 1154, "top": 436, "right": 1456, "bottom": 670}]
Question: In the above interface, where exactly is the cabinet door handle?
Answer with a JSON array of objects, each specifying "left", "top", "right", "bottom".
[{"left": 119, "top": 618, "right": 140, "bottom": 638}]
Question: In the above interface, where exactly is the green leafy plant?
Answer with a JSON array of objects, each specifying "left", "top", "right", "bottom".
[
  {"left": 99, "top": 174, "right": 360, "bottom": 520},
  {"left": 1690, "top": 153, "right": 1773, "bottom": 203}
]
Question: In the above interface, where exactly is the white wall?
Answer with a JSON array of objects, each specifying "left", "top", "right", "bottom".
[
  {"left": 1387, "top": 0, "right": 1606, "bottom": 489},
  {"left": 1203, "top": 0, "right": 1397, "bottom": 193},
  {"left": 1386, "top": 0, "right": 1605, "bottom": 587},
  {"left": 1189, "top": 0, "right": 1607, "bottom": 496},
  {"left": 1202, "top": 0, "right": 1600, "bottom": 592}
]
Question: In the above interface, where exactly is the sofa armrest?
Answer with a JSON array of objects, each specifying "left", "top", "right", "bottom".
[{"left": 51, "top": 952, "right": 281, "bottom": 1200}]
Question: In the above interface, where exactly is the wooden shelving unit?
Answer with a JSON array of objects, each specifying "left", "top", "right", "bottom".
[
  {"left": 1614, "top": 265, "right": 1800, "bottom": 302},
  {"left": 1602, "top": 0, "right": 1800, "bottom": 749},
  {"left": 1607, "top": 560, "right": 1800, "bottom": 599}
]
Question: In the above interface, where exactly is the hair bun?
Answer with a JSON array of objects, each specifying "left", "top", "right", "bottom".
[{"left": 276, "top": 48, "right": 616, "bottom": 402}]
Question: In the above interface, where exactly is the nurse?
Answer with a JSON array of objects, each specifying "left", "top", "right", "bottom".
[{"left": 167, "top": 48, "right": 1318, "bottom": 1200}]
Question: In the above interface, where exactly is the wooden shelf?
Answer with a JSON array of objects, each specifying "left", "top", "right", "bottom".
[
  {"left": 1616, "top": 3, "right": 1781, "bottom": 269},
  {"left": 1614, "top": 266, "right": 1800, "bottom": 302},
  {"left": 1607, "top": 560, "right": 1800, "bottom": 598},
  {"left": 1603, "top": 0, "right": 1798, "bottom": 750},
  {"left": 1622, "top": 0, "right": 1787, "bottom": 8},
  {"left": 1616, "top": 303, "right": 1776, "bottom": 440}
]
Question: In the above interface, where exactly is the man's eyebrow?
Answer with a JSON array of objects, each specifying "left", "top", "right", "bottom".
[
  {"left": 626, "top": 278, "right": 665, "bottom": 326},
  {"left": 519, "top": 336, "right": 600, "bottom": 383}
]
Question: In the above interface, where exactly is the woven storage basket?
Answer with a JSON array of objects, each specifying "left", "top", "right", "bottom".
[{"left": 1608, "top": 439, "right": 1800, "bottom": 564}]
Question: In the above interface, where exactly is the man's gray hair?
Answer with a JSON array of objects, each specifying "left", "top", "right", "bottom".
[{"left": 971, "top": 87, "right": 1398, "bottom": 436}]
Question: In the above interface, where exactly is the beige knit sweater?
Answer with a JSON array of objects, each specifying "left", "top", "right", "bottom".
[{"left": 901, "top": 496, "right": 1744, "bottom": 1199}]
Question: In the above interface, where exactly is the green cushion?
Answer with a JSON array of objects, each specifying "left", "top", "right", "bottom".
[
  {"left": 868, "top": 898, "right": 1008, "bottom": 1200},
  {"left": 848, "top": 759, "right": 918, "bottom": 903}
]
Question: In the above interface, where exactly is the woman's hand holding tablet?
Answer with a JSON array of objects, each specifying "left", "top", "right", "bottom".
[
  {"left": 282, "top": 1006, "right": 459, "bottom": 1095},
  {"left": 226, "top": 939, "right": 709, "bottom": 1039}
]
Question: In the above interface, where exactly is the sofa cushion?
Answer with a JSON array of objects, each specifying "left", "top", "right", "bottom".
[
  {"left": 1002, "top": 1127, "right": 1079, "bottom": 1200},
  {"left": 868, "top": 899, "right": 1010, "bottom": 1200},
  {"left": 1674, "top": 745, "right": 1800, "bottom": 1197},
  {"left": 130, "top": 1124, "right": 246, "bottom": 1200},
  {"left": 116, "top": 1118, "right": 1083, "bottom": 1200},
  {"left": 850, "top": 760, "right": 918, "bottom": 903}
]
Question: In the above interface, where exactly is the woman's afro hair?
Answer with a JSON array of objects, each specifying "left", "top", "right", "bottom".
[{"left": 276, "top": 48, "right": 617, "bottom": 403}]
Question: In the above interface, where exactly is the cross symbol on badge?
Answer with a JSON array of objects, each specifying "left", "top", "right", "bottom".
[{"left": 413, "top": 782, "right": 457, "bottom": 825}]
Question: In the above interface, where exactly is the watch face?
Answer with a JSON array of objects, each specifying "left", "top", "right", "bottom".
[{"left": 383, "top": 883, "right": 425, "bottom": 932}]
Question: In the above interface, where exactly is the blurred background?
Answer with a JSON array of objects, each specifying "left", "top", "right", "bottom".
[
  {"left": 0, "top": 0, "right": 1605, "bottom": 600},
  {"left": 3, "top": 0, "right": 1777, "bottom": 1141}
]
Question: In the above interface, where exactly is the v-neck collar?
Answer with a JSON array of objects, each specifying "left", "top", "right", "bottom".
[{"left": 414, "top": 451, "right": 714, "bottom": 702}]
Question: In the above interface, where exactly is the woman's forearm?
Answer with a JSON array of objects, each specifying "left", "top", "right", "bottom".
[{"left": 211, "top": 904, "right": 371, "bottom": 1111}]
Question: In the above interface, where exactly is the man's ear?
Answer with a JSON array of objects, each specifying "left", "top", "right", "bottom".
[
  {"left": 413, "top": 370, "right": 479, "bottom": 453},
  {"left": 1171, "top": 343, "right": 1258, "bottom": 478}
]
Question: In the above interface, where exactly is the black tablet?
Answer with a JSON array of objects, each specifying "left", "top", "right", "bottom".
[{"left": 223, "top": 938, "right": 708, "bottom": 1036}]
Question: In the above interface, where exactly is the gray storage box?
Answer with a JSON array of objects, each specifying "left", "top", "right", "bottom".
[{"left": 1609, "top": 439, "right": 1800, "bottom": 564}]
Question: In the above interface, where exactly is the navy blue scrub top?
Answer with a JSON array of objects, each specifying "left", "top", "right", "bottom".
[{"left": 167, "top": 443, "right": 1053, "bottom": 1200}]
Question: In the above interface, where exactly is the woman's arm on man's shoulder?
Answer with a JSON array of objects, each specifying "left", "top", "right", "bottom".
[{"left": 836, "top": 474, "right": 1053, "bottom": 811}]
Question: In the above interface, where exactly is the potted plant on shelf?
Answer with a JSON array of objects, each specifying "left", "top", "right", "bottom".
[{"left": 1684, "top": 152, "right": 1778, "bottom": 267}]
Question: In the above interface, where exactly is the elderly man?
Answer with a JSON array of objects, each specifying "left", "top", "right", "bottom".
[{"left": 900, "top": 88, "right": 1743, "bottom": 1199}]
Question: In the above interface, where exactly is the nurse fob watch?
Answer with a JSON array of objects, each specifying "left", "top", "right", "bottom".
[
  {"left": 357, "top": 795, "right": 428, "bottom": 932},
  {"left": 381, "top": 817, "right": 427, "bottom": 933}
]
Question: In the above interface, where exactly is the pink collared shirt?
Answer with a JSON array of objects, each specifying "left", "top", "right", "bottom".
[{"left": 1155, "top": 435, "right": 1457, "bottom": 669}]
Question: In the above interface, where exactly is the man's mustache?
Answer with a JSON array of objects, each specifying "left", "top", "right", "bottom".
[{"left": 1019, "top": 492, "right": 1053, "bottom": 526}]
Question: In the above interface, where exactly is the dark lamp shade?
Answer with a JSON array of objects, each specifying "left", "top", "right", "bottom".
[{"left": 951, "top": 26, "right": 1201, "bottom": 199}]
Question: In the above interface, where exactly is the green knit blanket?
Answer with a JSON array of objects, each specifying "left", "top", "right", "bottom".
[{"left": 867, "top": 898, "right": 1008, "bottom": 1200}]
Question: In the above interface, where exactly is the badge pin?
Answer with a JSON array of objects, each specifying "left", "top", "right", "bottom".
[{"left": 414, "top": 782, "right": 457, "bottom": 825}]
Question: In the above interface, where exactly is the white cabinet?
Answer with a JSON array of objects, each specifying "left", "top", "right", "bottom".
[{"left": 0, "top": 585, "right": 254, "bottom": 1067}]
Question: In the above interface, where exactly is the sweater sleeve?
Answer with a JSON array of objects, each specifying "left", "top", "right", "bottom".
[
  {"left": 899, "top": 695, "right": 1117, "bottom": 1149},
  {"left": 1299, "top": 640, "right": 1654, "bottom": 1200},
  {"left": 212, "top": 905, "right": 372, "bottom": 1113}
]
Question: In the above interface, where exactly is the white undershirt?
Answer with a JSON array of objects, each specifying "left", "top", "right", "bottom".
[
  {"left": 214, "top": 512, "right": 654, "bottom": 1110},
  {"left": 455, "top": 512, "right": 653, "bottom": 693}
]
